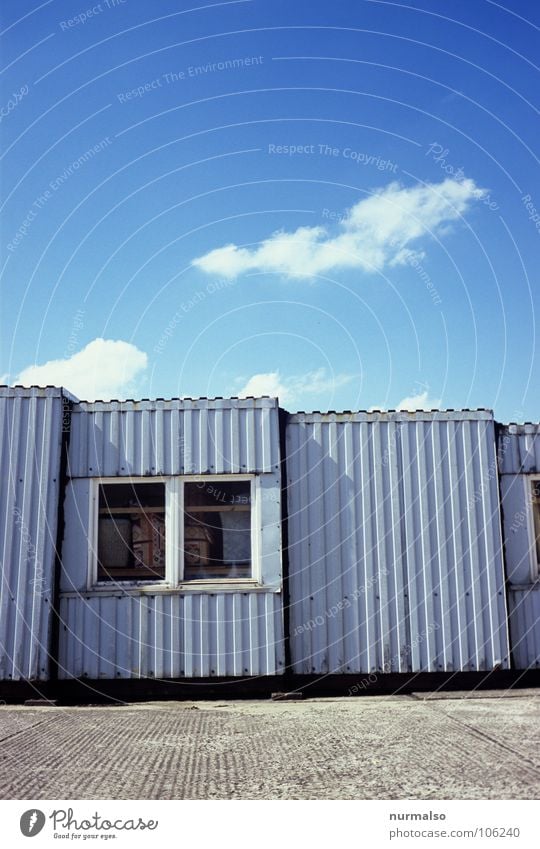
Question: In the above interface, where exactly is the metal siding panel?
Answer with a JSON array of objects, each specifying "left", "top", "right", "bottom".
[
  {"left": 198, "top": 409, "right": 208, "bottom": 475},
  {"left": 508, "top": 588, "right": 540, "bottom": 669},
  {"left": 199, "top": 594, "right": 210, "bottom": 677},
  {"left": 323, "top": 421, "right": 343, "bottom": 672},
  {"left": 115, "top": 596, "right": 132, "bottom": 678},
  {"left": 463, "top": 423, "right": 487, "bottom": 669},
  {"left": 447, "top": 421, "right": 467, "bottom": 669},
  {"left": 261, "top": 407, "right": 271, "bottom": 474},
  {"left": 231, "top": 594, "right": 242, "bottom": 676},
  {"left": 68, "top": 398, "right": 279, "bottom": 476},
  {"left": 430, "top": 421, "right": 453, "bottom": 670},
  {"left": 230, "top": 406, "right": 240, "bottom": 473},
  {"left": 72, "top": 599, "right": 84, "bottom": 678},
  {"left": 478, "top": 420, "right": 506, "bottom": 666},
  {"left": 499, "top": 425, "right": 540, "bottom": 475},
  {"left": 60, "top": 596, "right": 71, "bottom": 679},
  {"left": 100, "top": 596, "right": 117, "bottom": 678},
  {"left": 61, "top": 480, "right": 90, "bottom": 593},
  {"left": 12, "top": 397, "right": 36, "bottom": 679},
  {"left": 401, "top": 421, "right": 423, "bottom": 670},
  {"left": 500, "top": 475, "right": 532, "bottom": 585},
  {"left": 246, "top": 408, "right": 256, "bottom": 474},
  {"left": 183, "top": 408, "right": 193, "bottom": 474},
  {"left": 169, "top": 407, "right": 180, "bottom": 474},
  {"left": 308, "top": 422, "right": 328, "bottom": 674},
  {"left": 103, "top": 409, "right": 118, "bottom": 476},
  {"left": 341, "top": 423, "right": 362, "bottom": 672},
  {"left": 424, "top": 422, "right": 443, "bottom": 669},
  {"left": 387, "top": 422, "right": 408, "bottom": 671},
  {"left": 370, "top": 422, "right": 387, "bottom": 671},
  {"left": 182, "top": 595, "right": 193, "bottom": 677},
  {"left": 235, "top": 595, "right": 247, "bottom": 676},
  {"left": 215, "top": 594, "right": 226, "bottom": 676},
  {"left": 360, "top": 422, "right": 378, "bottom": 673},
  {"left": 213, "top": 408, "right": 224, "bottom": 472},
  {"left": 151, "top": 594, "right": 163, "bottom": 678},
  {"left": 264, "top": 592, "right": 274, "bottom": 675},
  {"left": 135, "top": 595, "right": 145, "bottom": 678},
  {"left": 141, "top": 410, "right": 150, "bottom": 475},
  {"left": 87, "top": 411, "right": 102, "bottom": 476},
  {"left": 60, "top": 592, "right": 284, "bottom": 679},
  {"left": 288, "top": 422, "right": 310, "bottom": 672},
  {"left": 0, "top": 389, "right": 63, "bottom": 681},
  {"left": 287, "top": 412, "right": 510, "bottom": 675},
  {"left": 57, "top": 597, "right": 68, "bottom": 678},
  {"left": 170, "top": 596, "right": 181, "bottom": 678},
  {"left": 123, "top": 411, "right": 135, "bottom": 475}
]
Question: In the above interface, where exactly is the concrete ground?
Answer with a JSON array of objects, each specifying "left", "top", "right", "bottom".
[{"left": 1, "top": 690, "right": 540, "bottom": 799}]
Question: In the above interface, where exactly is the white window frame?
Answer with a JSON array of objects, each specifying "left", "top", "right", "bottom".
[
  {"left": 88, "top": 476, "right": 173, "bottom": 591},
  {"left": 177, "top": 474, "right": 260, "bottom": 586},
  {"left": 526, "top": 474, "right": 540, "bottom": 581},
  {"left": 88, "top": 474, "right": 260, "bottom": 590}
]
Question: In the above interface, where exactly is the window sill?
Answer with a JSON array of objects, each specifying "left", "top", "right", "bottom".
[{"left": 61, "top": 582, "right": 281, "bottom": 598}]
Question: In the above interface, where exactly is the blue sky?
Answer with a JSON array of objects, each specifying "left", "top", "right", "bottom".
[{"left": 1, "top": 0, "right": 539, "bottom": 420}]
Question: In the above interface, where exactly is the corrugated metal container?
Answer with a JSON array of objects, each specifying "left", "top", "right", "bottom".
[
  {"left": 498, "top": 425, "right": 540, "bottom": 668},
  {"left": 286, "top": 410, "right": 510, "bottom": 674},
  {"left": 59, "top": 396, "right": 284, "bottom": 679},
  {"left": 68, "top": 397, "right": 280, "bottom": 477},
  {"left": 57, "top": 592, "right": 284, "bottom": 678},
  {"left": 507, "top": 588, "right": 540, "bottom": 669},
  {"left": 0, "top": 387, "right": 67, "bottom": 681}
]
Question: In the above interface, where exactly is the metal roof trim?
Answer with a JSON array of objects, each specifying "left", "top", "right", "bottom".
[
  {"left": 500, "top": 422, "right": 540, "bottom": 433},
  {"left": 288, "top": 408, "right": 495, "bottom": 423},
  {"left": 0, "top": 385, "right": 78, "bottom": 401},
  {"left": 71, "top": 396, "right": 279, "bottom": 412}
]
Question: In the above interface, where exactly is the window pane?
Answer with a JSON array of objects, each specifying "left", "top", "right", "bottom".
[
  {"left": 184, "top": 480, "right": 252, "bottom": 580},
  {"left": 97, "top": 482, "right": 166, "bottom": 581}
]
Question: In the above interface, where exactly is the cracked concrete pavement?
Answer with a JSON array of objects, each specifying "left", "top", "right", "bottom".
[{"left": 1, "top": 690, "right": 539, "bottom": 799}]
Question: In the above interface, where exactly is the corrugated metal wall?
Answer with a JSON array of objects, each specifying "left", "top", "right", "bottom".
[
  {"left": 498, "top": 425, "right": 540, "bottom": 669},
  {"left": 59, "top": 396, "right": 284, "bottom": 679},
  {"left": 58, "top": 592, "right": 284, "bottom": 679},
  {"left": 287, "top": 411, "right": 510, "bottom": 674},
  {"left": 4, "top": 387, "right": 530, "bottom": 685},
  {"left": 0, "top": 387, "right": 66, "bottom": 680},
  {"left": 68, "top": 397, "right": 280, "bottom": 477}
]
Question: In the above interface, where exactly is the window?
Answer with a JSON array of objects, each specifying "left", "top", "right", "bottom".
[
  {"left": 183, "top": 480, "right": 252, "bottom": 580},
  {"left": 97, "top": 482, "right": 166, "bottom": 582},
  {"left": 92, "top": 476, "right": 255, "bottom": 586}
]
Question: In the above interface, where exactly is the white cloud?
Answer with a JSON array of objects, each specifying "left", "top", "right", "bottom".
[
  {"left": 14, "top": 338, "right": 148, "bottom": 401},
  {"left": 369, "top": 389, "right": 442, "bottom": 412},
  {"left": 395, "top": 390, "right": 442, "bottom": 411},
  {"left": 237, "top": 368, "right": 355, "bottom": 405},
  {"left": 239, "top": 371, "right": 287, "bottom": 400},
  {"left": 192, "top": 178, "right": 485, "bottom": 279}
]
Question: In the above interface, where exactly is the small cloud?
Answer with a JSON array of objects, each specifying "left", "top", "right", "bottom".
[
  {"left": 192, "top": 177, "right": 485, "bottom": 279},
  {"left": 396, "top": 390, "right": 441, "bottom": 411},
  {"left": 238, "top": 371, "right": 287, "bottom": 400},
  {"left": 14, "top": 338, "right": 148, "bottom": 401},
  {"left": 369, "top": 389, "right": 442, "bottom": 412},
  {"left": 237, "top": 368, "right": 355, "bottom": 405}
]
